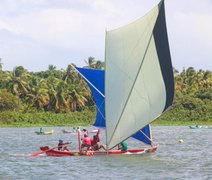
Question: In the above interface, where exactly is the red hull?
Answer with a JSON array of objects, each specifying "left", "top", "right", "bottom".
[{"left": 40, "top": 146, "right": 157, "bottom": 157}]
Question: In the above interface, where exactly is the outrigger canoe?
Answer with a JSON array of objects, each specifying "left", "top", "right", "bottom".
[
  {"left": 40, "top": 145, "right": 158, "bottom": 156},
  {"left": 35, "top": 130, "right": 54, "bottom": 135},
  {"left": 61, "top": 129, "right": 72, "bottom": 133}
]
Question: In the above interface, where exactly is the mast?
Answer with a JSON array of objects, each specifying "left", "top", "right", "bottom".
[{"left": 104, "top": 29, "right": 109, "bottom": 151}]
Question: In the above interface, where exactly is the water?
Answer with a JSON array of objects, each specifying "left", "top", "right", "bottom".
[{"left": 0, "top": 126, "right": 212, "bottom": 180}]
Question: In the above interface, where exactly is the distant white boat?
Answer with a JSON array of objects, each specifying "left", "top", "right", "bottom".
[{"left": 189, "top": 125, "right": 212, "bottom": 129}]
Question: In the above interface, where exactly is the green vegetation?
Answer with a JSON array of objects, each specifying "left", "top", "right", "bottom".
[
  {"left": 0, "top": 110, "right": 95, "bottom": 127},
  {"left": 156, "top": 67, "right": 212, "bottom": 124},
  {"left": 0, "top": 58, "right": 211, "bottom": 127}
]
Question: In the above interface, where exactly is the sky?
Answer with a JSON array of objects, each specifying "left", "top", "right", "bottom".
[{"left": 0, "top": 0, "right": 211, "bottom": 72}]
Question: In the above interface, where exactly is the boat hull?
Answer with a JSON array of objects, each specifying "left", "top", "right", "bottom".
[
  {"left": 40, "top": 146, "right": 157, "bottom": 157},
  {"left": 35, "top": 130, "right": 54, "bottom": 135}
]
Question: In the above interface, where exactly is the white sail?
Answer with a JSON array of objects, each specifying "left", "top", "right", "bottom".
[{"left": 105, "top": 0, "right": 174, "bottom": 149}]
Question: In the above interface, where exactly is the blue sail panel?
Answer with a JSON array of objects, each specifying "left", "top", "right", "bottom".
[
  {"left": 132, "top": 125, "right": 151, "bottom": 145},
  {"left": 76, "top": 67, "right": 105, "bottom": 127},
  {"left": 76, "top": 67, "right": 151, "bottom": 145}
]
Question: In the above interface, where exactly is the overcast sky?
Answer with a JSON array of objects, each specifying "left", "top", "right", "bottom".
[{"left": 0, "top": 0, "right": 211, "bottom": 72}]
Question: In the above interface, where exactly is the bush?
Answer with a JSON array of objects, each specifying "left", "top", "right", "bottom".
[
  {"left": 0, "top": 110, "right": 96, "bottom": 127},
  {"left": 0, "top": 89, "right": 19, "bottom": 111}
]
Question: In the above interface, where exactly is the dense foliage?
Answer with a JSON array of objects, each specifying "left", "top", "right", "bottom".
[
  {"left": 0, "top": 58, "right": 211, "bottom": 126},
  {"left": 158, "top": 67, "right": 212, "bottom": 122}
]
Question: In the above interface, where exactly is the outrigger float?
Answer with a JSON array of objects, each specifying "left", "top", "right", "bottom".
[{"left": 38, "top": 0, "right": 173, "bottom": 157}]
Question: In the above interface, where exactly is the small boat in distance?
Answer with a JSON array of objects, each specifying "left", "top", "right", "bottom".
[
  {"left": 62, "top": 129, "right": 72, "bottom": 133},
  {"left": 189, "top": 125, "right": 212, "bottom": 129},
  {"left": 35, "top": 129, "right": 54, "bottom": 135},
  {"left": 62, "top": 127, "right": 80, "bottom": 134},
  {"left": 62, "top": 127, "right": 98, "bottom": 134}
]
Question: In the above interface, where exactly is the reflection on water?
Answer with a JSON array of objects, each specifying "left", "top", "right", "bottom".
[{"left": 0, "top": 126, "right": 212, "bottom": 179}]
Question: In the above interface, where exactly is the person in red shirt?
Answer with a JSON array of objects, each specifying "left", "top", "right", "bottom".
[
  {"left": 81, "top": 134, "right": 91, "bottom": 151},
  {"left": 91, "top": 129, "right": 106, "bottom": 151}
]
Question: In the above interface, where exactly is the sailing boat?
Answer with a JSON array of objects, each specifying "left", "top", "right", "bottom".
[
  {"left": 39, "top": 0, "right": 174, "bottom": 156},
  {"left": 77, "top": 0, "right": 174, "bottom": 151}
]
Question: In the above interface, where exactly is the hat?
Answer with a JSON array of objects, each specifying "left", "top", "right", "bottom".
[{"left": 59, "top": 139, "right": 63, "bottom": 143}]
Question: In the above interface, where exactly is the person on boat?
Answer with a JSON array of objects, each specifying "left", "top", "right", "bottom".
[
  {"left": 58, "top": 139, "right": 70, "bottom": 151},
  {"left": 81, "top": 134, "right": 91, "bottom": 151},
  {"left": 72, "top": 126, "right": 80, "bottom": 133},
  {"left": 82, "top": 128, "right": 88, "bottom": 135},
  {"left": 91, "top": 135, "right": 106, "bottom": 151},
  {"left": 40, "top": 127, "right": 43, "bottom": 133},
  {"left": 91, "top": 129, "right": 106, "bottom": 151},
  {"left": 118, "top": 141, "right": 128, "bottom": 151},
  {"left": 72, "top": 127, "right": 77, "bottom": 133}
]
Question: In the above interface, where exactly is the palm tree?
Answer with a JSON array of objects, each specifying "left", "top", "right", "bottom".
[
  {"left": 63, "top": 64, "right": 77, "bottom": 84},
  {"left": 7, "top": 66, "right": 30, "bottom": 97},
  {"left": 67, "top": 83, "right": 88, "bottom": 112},
  {"left": 84, "top": 57, "right": 104, "bottom": 69},
  {"left": 63, "top": 63, "right": 92, "bottom": 111},
  {"left": 47, "top": 77, "right": 69, "bottom": 112},
  {"left": 95, "top": 60, "right": 104, "bottom": 70},
  {"left": 5, "top": 66, "right": 30, "bottom": 111},
  {"left": 84, "top": 57, "right": 96, "bottom": 69},
  {"left": 26, "top": 78, "right": 49, "bottom": 110},
  {"left": 55, "top": 81, "right": 69, "bottom": 112},
  {"left": 48, "top": 64, "right": 56, "bottom": 71}
]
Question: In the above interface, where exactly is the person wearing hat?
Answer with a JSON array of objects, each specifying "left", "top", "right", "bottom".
[{"left": 58, "top": 139, "right": 71, "bottom": 151}]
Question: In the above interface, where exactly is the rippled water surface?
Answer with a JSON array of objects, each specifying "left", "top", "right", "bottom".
[{"left": 0, "top": 126, "right": 212, "bottom": 180}]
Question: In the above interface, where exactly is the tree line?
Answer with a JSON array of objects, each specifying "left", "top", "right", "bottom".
[
  {"left": 0, "top": 57, "right": 211, "bottom": 123},
  {"left": 0, "top": 57, "right": 104, "bottom": 114},
  {"left": 159, "top": 67, "right": 212, "bottom": 122}
]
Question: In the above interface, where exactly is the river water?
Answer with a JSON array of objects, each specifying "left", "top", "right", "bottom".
[{"left": 0, "top": 126, "right": 212, "bottom": 180}]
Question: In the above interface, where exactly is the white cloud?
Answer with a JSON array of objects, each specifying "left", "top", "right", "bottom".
[
  {"left": 0, "top": 0, "right": 212, "bottom": 71},
  {"left": 0, "top": 20, "right": 15, "bottom": 32},
  {"left": 165, "top": 0, "right": 212, "bottom": 70}
]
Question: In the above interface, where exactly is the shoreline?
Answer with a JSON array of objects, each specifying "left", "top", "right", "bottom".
[
  {"left": 0, "top": 111, "right": 211, "bottom": 128},
  {"left": 0, "top": 120, "right": 211, "bottom": 128}
]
